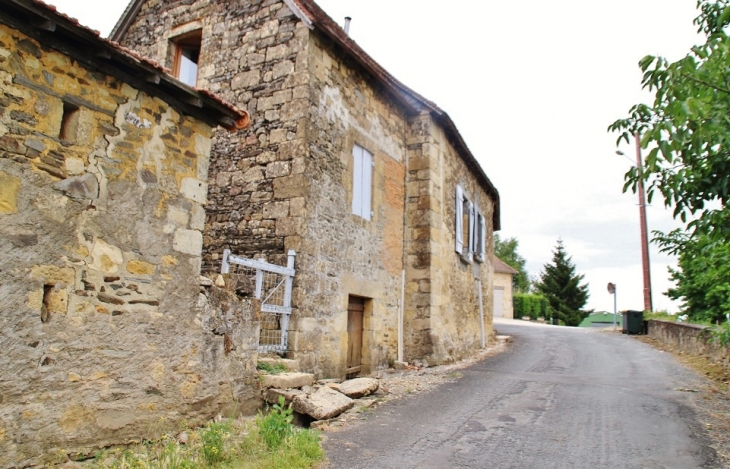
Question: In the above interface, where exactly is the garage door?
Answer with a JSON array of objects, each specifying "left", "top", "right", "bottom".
[{"left": 493, "top": 288, "right": 504, "bottom": 318}]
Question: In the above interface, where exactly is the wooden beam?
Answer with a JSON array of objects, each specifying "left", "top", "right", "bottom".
[
  {"left": 35, "top": 20, "right": 55, "bottom": 32},
  {"left": 145, "top": 74, "right": 160, "bottom": 84}
]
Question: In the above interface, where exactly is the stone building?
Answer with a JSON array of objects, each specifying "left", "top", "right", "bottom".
[
  {"left": 493, "top": 257, "right": 519, "bottom": 319},
  {"left": 114, "top": 0, "right": 501, "bottom": 378},
  {"left": 0, "top": 0, "right": 257, "bottom": 465}
]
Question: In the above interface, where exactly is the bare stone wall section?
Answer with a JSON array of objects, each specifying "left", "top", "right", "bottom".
[
  {"left": 120, "top": 0, "right": 311, "bottom": 270},
  {"left": 287, "top": 31, "right": 408, "bottom": 377},
  {"left": 403, "top": 114, "right": 495, "bottom": 364},
  {"left": 0, "top": 24, "right": 260, "bottom": 467},
  {"left": 649, "top": 320, "right": 729, "bottom": 370}
]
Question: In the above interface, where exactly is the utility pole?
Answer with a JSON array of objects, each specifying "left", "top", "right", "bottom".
[{"left": 635, "top": 132, "right": 653, "bottom": 312}]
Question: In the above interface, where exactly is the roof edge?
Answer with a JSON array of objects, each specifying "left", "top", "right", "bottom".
[
  {"left": 109, "top": 0, "right": 144, "bottom": 42},
  {"left": 282, "top": 0, "right": 313, "bottom": 30},
  {"left": 291, "top": 0, "right": 500, "bottom": 230},
  {"left": 5, "top": 0, "right": 249, "bottom": 131}
]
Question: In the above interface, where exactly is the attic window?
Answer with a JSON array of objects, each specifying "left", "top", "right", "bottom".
[
  {"left": 60, "top": 102, "right": 79, "bottom": 143},
  {"left": 173, "top": 31, "right": 202, "bottom": 87}
]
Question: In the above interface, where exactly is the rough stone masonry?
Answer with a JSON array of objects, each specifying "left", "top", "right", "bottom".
[
  {"left": 0, "top": 3, "right": 260, "bottom": 466},
  {"left": 117, "top": 0, "right": 500, "bottom": 379}
]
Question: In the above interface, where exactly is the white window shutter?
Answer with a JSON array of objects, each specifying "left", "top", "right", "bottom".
[
  {"left": 480, "top": 214, "right": 487, "bottom": 260},
  {"left": 468, "top": 200, "right": 475, "bottom": 254},
  {"left": 361, "top": 148, "right": 373, "bottom": 221},
  {"left": 352, "top": 145, "right": 363, "bottom": 216},
  {"left": 455, "top": 185, "right": 463, "bottom": 253}
]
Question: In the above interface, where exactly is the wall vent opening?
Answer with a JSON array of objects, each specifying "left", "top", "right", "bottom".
[
  {"left": 41, "top": 284, "right": 54, "bottom": 323},
  {"left": 60, "top": 102, "right": 80, "bottom": 143}
]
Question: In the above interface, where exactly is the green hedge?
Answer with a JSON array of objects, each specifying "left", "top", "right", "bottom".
[{"left": 514, "top": 293, "right": 552, "bottom": 319}]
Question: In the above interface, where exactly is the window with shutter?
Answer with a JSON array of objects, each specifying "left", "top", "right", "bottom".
[
  {"left": 352, "top": 144, "right": 373, "bottom": 220},
  {"left": 456, "top": 185, "right": 488, "bottom": 263}
]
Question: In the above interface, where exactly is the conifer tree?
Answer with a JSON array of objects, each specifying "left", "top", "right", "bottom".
[{"left": 535, "top": 239, "right": 591, "bottom": 326}]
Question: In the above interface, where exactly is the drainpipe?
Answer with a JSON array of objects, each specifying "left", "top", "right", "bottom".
[
  {"left": 477, "top": 279, "right": 486, "bottom": 348},
  {"left": 399, "top": 270, "right": 405, "bottom": 362}
]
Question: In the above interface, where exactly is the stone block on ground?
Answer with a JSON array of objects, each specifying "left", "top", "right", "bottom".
[
  {"left": 324, "top": 382, "right": 341, "bottom": 392},
  {"left": 496, "top": 335, "right": 513, "bottom": 343},
  {"left": 260, "top": 372, "right": 314, "bottom": 389},
  {"left": 265, "top": 388, "right": 305, "bottom": 405},
  {"left": 394, "top": 361, "right": 408, "bottom": 370},
  {"left": 317, "top": 378, "right": 341, "bottom": 385},
  {"left": 292, "top": 386, "right": 353, "bottom": 420},
  {"left": 338, "top": 377, "right": 379, "bottom": 398}
]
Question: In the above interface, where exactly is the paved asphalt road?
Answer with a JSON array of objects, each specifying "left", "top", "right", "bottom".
[{"left": 323, "top": 319, "right": 720, "bottom": 468}]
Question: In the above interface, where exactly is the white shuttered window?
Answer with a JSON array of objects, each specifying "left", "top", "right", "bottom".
[
  {"left": 352, "top": 145, "right": 373, "bottom": 220},
  {"left": 455, "top": 183, "right": 487, "bottom": 263}
]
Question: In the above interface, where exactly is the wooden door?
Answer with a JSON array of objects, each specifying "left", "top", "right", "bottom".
[{"left": 346, "top": 296, "right": 364, "bottom": 377}]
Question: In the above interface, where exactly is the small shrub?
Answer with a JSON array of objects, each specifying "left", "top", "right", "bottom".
[
  {"left": 711, "top": 323, "right": 730, "bottom": 347},
  {"left": 514, "top": 293, "right": 551, "bottom": 320},
  {"left": 200, "top": 420, "right": 231, "bottom": 465},
  {"left": 257, "top": 396, "right": 293, "bottom": 449}
]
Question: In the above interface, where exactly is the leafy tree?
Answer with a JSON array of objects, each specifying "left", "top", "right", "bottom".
[
  {"left": 666, "top": 235, "right": 730, "bottom": 323},
  {"left": 534, "top": 239, "right": 591, "bottom": 327},
  {"left": 494, "top": 234, "right": 531, "bottom": 293},
  {"left": 609, "top": 0, "right": 730, "bottom": 322}
]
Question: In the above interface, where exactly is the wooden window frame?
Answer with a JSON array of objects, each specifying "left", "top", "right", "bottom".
[{"left": 172, "top": 30, "right": 202, "bottom": 87}]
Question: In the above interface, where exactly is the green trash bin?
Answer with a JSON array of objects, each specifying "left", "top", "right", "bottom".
[{"left": 622, "top": 310, "right": 644, "bottom": 335}]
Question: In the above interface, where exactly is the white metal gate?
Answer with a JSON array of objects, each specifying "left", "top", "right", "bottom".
[{"left": 221, "top": 249, "right": 295, "bottom": 353}]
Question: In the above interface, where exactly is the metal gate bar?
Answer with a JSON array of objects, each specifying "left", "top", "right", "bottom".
[{"left": 221, "top": 249, "right": 296, "bottom": 352}]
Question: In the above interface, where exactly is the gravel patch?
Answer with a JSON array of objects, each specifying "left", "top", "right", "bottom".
[{"left": 314, "top": 339, "right": 510, "bottom": 432}]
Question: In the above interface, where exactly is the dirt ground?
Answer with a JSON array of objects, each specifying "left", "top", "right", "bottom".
[{"left": 631, "top": 334, "right": 730, "bottom": 467}]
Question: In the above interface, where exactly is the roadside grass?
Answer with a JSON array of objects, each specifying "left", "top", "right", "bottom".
[
  {"left": 643, "top": 310, "right": 720, "bottom": 327},
  {"left": 633, "top": 334, "right": 730, "bottom": 466},
  {"left": 91, "top": 398, "right": 323, "bottom": 469},
  {"left": 633, "top": 336, "right": 730, "bottom": 392}
]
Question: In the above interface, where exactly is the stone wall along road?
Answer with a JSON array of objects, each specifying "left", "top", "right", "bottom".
[{"left": 323, "top": 318, "right": 720, "bottom": 468}]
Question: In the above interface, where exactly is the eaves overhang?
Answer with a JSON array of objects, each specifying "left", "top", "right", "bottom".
[{"left": 3, "top": 0, "right": 250, "bottom": 132}]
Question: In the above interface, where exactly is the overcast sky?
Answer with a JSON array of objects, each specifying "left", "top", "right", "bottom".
[{"left": 48, "top": 0, "right": 703, "bottom": 314}]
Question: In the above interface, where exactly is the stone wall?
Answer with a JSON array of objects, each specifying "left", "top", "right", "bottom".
[
  {"left": 289, "top": 30, "right": 408, "bottom": 377},
  {"left": 120, "top": 0, "right": 311, "bottom": 270},
  {"left": 0, "top": 24, "right": 260, "bottom": 467},
  {"left": 403, "top": 115, "right": 494, "bottom": 364},
  {"left": 649, "top": 320, "right": 729, "bottom": 370},
  {"left": 119, "top": 0, "right": 497, "bottom": 377}
]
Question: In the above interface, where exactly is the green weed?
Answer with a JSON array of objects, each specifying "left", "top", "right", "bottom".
[
  {"left": 200, "top": 421, "right": 231, "bottom": 465},
  {"left": 89, "top": 410, "right": 323, "bottom": 469},
  {"left": 256, "top": 396, "right": 293, "bottom": 449},
  {"left": 711, "top": 323, "right": 730, "bottom": 347},
  {"left": 256, "top": 362, "right": 287, "bottom": 374}
]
